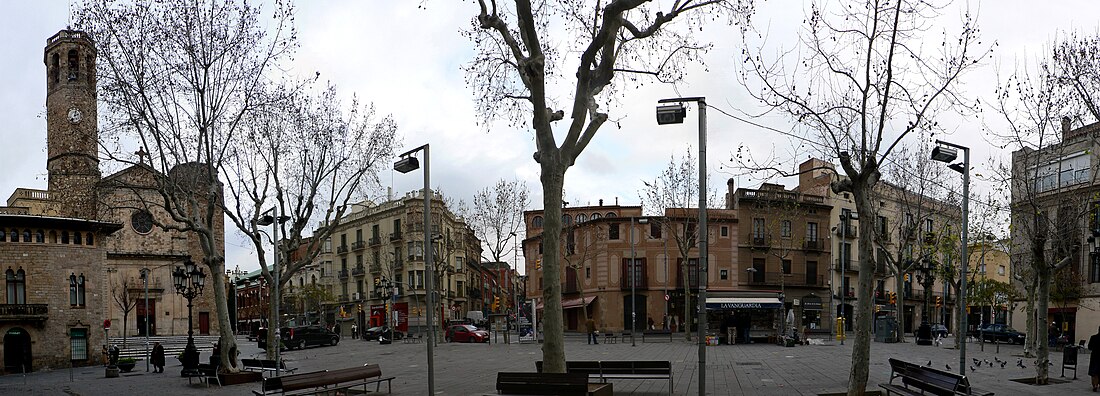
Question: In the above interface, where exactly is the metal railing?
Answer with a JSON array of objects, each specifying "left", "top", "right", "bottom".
[
  {"left": 352, "top": 266, "right": 366, "bottom": 276},
  {"left": 803, "top": 238, "right": 824, "bottom": 251},
  {"left": 352, "top": 241, "right": 366, "bottom": 251},
  {"left": 743, "top": 272, "right": 825, "bottom": 287},
  {"left": 0, "top": 304, "right": 48, "bottom": 320}
]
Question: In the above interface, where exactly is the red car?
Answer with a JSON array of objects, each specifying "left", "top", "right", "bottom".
[{"left": 445, "top": 324, "right": 489, "bottom": 343}]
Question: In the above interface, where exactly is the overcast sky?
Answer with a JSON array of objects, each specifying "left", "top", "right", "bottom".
[{"left": 2, "top": 1, "right": 1097, "bottom": 274}]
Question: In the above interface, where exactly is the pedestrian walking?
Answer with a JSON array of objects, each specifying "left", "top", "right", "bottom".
[
  {"left": 151, "top": 342, "right": 165, "bottom": 373},
  {"left": 1089, "top": 326, "right": 1100, "bottom": 391},
  {"left": 585, "top": 316, "right": 598, "bottom": 345},
  {"left": 352, "top": 323, "right": 358, "bottom": 339}
]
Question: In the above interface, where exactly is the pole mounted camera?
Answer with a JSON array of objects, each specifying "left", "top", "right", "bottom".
[{"left": 656, "top": 103, "right": 687, "bottom": 125}]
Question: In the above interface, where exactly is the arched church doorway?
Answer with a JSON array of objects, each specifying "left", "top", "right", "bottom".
[{"left": 3, "top": 327, "right": 32, "bottom": 373}]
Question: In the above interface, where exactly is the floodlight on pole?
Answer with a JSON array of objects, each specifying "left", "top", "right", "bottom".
[
  {"left": 256, "top": 208, "right": 289, "bottom": 376},
  {"left": 657, "top": 96, "right": 708, "bottom": 396},
  {"left": 394, "top": 143, "right": 434, "bottom": 396},
  {"left": 930, "top": 139, "right": 969, "bottom": 377}
]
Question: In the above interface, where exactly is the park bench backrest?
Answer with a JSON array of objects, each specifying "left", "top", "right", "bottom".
[
  {"left": 496, "top": 372, "right": 588, "bottom": 395},
  {"left": 566, "top": 361, "right": 603, "bottom": 375},
  {"left": 627, "top": 361, "right": 672, "bottom": 375},
  {"left": 264, "top": 369, "right": 327, "bottom": 392}
]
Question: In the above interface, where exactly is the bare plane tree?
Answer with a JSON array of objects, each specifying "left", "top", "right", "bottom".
[
  {"left": 222, "top": 83, "right": 398, "bottom": 359},
  {"left": 470, "top": 178, "right": 530, "bottom": 263},
  {"left": 464, "top": 0, "right": 754, "bottom": 372},
  {"left": 77, "top": 0, "right": 298, "bottom": 373},
  {"left": 112, "top": 276, "right": 137, "bottom": 349},
  {"left": 739, "top": 1, "right": 989, "bottom": 392}
]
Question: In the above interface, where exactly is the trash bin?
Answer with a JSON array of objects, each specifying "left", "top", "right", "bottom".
[{"left": 916, "top": 323, "right": 932, "bottom": 346}]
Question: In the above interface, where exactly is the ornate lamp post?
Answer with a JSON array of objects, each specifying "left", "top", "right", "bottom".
[
  {"left": 915, "top": 260, "right": 936, "bottom": 346},
  {"left": 172, "top": 259, "right": 206, "bottom": 377}
]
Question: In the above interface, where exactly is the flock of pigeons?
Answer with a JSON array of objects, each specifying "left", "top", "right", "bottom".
[{"left": 924, "top": 357, "right": 1054, "bottom": 372}]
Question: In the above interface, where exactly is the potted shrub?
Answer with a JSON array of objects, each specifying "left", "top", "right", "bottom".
[{"left": 117, "top": 357, "right": 137, "bottom": 373}]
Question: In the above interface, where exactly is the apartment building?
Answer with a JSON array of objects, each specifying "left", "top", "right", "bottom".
[
  {"left": 317, "top": 189, "right": 483, "bottom": 335},
  {"left": 1009, "top": 119, "right": 1100, "bottom": 344}
]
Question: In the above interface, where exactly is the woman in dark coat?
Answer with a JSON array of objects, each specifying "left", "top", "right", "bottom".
[
  {"left": 151, "top": 342, "right": 165, "bottom": 373},
  {"left": 1089, "top": 327, "right": 1100, "bottom": 391}
]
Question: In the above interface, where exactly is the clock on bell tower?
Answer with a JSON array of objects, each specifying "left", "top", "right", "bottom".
[{"left": 44, "top": 29, "right": 100, "bottom": 219}]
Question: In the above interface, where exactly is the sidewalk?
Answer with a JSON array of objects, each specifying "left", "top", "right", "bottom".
[{"left": 0, "top": 335, "right": 1095, "bottom": 395}]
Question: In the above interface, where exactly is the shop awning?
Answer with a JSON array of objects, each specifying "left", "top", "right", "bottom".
[
  {"left": 536, "top": 296, "right": 597, "bottom": 310},
  {"left": 705, "top": 297, "right": 782, "bottom": 310}
]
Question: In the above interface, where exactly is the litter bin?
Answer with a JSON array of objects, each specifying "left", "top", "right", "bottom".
[{"left": 915, "top": 322, "right": 932, "bottom": 346}]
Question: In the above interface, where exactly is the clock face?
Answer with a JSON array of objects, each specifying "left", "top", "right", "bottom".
[
  {"left": 68, "top": 107, "right": 83, "bottom": 124},
  {"left": 131, "top": 210, "right": 154, "bottom": 234}
]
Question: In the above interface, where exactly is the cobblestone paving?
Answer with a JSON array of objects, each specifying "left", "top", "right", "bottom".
[{"left": 0, "top": 334, "right": 1095, "bottom": 395}]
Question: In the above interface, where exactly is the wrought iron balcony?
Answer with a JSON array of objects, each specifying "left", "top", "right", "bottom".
[
  {"left": 338, "top": 269, "right": 349, "bottom": 279},
  {"left": 369, "top": 264, "right": 382, "bottom": 273},
  {"left": 836, "top": 225, "right": 857, "bottom": 239},
  {"left": 803, "top": 238, "right": 824, "bottom": 251},
  {"left": 352, "top": 266, "right": 366, "bottom": 276},
  {"left": 352, "top": 241, "right": 366, "bottom": 251},
  {"left": 0, "top": 304, "right": 48, "bottom": 322},
  {"left": 337, "top": 245, "right": 349, "bottom": 254},
  {"left": 369, "top": 237, "right": 382, "bottom": 246},
  {"left": 389, "top": 232, "right": 402, "bottom": 241}
]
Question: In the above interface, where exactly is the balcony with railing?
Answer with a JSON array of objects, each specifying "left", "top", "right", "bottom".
[
  {"left": 352, "top": 266, "right": 366, "bottom": 276},
  {"left": 338, "top": 269, "right": 349, "bottom": 279},
  {"left": 836, "top": 225, "right": 857, "bottom": 239},
  {"left": 393, "top": 259, "right": 404, "bottom": 269},
  {"left": 743, "top": 272, "right": 826, "bottom": 287},
  {"left": 620, "top": 274, "right": 649, "bottom": 290},
  {"left": 748, "top": 234, "right": 771, "bottom": 248},
  {"left": 836, "top": 287, "right": 855, "bottom": 299},
  {"left": 0, "top": 304, "right": 48, "bottom": 322},
  {"left": 389, "top": 232, "right": 402, "bottom": 241},
  {"left": 736, "top": 188, "right": 826, "bottom": 205},
  {"left": 369, "top": 236, "right": 382, "bottom": 246},
  {"left": 803, "top": 238, "right": 825, "bottom": 251},
  {"left": 337, "top": 244, "right": 349, "bottom": 254},
  {"left": 834, "top": 258, "right": 856, "bottom": 272},
  {"left": 352, "top": 240, "right": 366, "bottom": 251}
]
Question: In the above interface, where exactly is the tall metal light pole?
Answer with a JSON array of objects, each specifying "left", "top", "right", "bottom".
[
  {"left": 395, "top": 143, "right": 435, "bottom": 395},
  {"left": 629, "top": 217, "right": 647, "bottom": 347},
  {"left": 657, "top": 96, "right": 707, "bottom": 396},
  {"left": 931, "top": 139, "right": 969, "bottom": 376},
  {"left": 257, "top": 209, "right": 290, "bottom": 376}
]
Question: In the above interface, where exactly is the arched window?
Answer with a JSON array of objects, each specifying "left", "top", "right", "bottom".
[
  {"left": 22, "top": 229, "right": 31, "bottom": 242},
  {"left": 532, "top": 216, "right": 543, "bottom": 227},
  {"left": 591, "top": 213, "right": 602, "bottom": 221},
  {"left": 35, "top": 230, "right": 44, "bottom": 243},
  {"left": 605, "top": 212, "right": 617, "bottom": 218},
  {"left": 6, "top": 268, "right": 26, "bottom": 304},
  {"left": 50, "top": 53, "right": 60, "bottom": 84},
  {"left": 49, "top": 231, "right": 57, "bottom": 243},
  {"left": 85, "top": 232, "right": 94, "bottom": 245},
  {"left": 311, "top": 275, "right": 317, "bottom": 285},
  {"left": 0, "top": 229, "right": 5, "bottom": 242},
  {"left": 61, "top": 231, "right": 70, "bottom": 244},
  {"left": 562, "top": 214, "right": 572, "bottom": 226},
  {"left": 9, "top": 230, "right": 17, "bottom": 242},
  {"left": 73, "top": 232, "right": 82, "bottom": 245},
  {"left": 67, "top": 49, "right": 79, "bottom": 81},
  {"left": 70, "top": 273, "right": 86, "bottom": 307},
  {"left": 576, "top": 214, "right": 587, "bottom": 223}
]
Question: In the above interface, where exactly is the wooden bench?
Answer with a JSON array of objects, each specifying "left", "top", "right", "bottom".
[
  {"left": 642, "top": 329, "right": 672, "bottom": 342},
  {"left": 242, "top": 358, "right": 298, "bottom": 377},
  {"left": 537, "top": 360, "right": 673, "bottom": 395},
  {"left": 253, "top": 364, "right": 395, "bottom": 395},
  {"left": 184, "top": 364, "right": 220, "bottom": 387},
  {"left": 880, "top": 358, "right": 994, "bottom": 396},
  {"left": 495, "top": 372, "right": 611, "bottom": 396},
  {"left": 619, "top": 331, "right": 633, "bottom": 343},
  {"left": 602, "top": 331, "right": 617, "bottom": 344}
]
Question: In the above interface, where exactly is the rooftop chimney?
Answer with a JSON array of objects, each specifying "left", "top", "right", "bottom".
[{"left": 598, "top": 199, "right": 603, "bottom": 206}]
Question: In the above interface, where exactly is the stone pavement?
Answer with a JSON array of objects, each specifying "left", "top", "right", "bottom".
[{"left": 1, "top": 334, "right": 1097, "bottom": 395}]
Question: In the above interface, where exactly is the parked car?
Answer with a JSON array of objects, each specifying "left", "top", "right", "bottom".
[
  {"left": 970, "top": 324, "right": 1026, "bottom": 344},
  {"left": 445, "top": 324, "right": 489, "bottom": 343},
  {"left": 362, "top": 326, "right": 404, "bottom": 341},
  {"left": 930, "top": 324, "right": 948, "bottom": 338},
  {"left": 259, "top": 325, "right": 340, "bottom": 349}
]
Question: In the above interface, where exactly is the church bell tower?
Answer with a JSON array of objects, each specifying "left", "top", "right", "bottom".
[{"left": 44, "top": 29, "right": 100, "bottom": 219}]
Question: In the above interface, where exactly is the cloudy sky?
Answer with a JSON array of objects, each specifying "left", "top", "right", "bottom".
[{"left": 1, "top": 1, "right": 1097, "bottom": 273}]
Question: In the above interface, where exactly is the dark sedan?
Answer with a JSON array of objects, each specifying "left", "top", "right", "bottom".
[{"left": 362, "top": 326, "right": 404, "bottom": 341}]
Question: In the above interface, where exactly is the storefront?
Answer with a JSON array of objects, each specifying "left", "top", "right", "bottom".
[
  {"left": 799, "top": 294, "right": 826, "bottom": 334},
  {"left": 705, "top": 294, "right": 783, "bottom": 344}
]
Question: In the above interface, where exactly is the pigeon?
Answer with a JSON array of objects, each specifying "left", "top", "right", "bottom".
[
  {"left": 926, "top": 360, "right": 932, "bottom": 367},
  {"left": 972, "top": 358, "right": 981, "bottom": 366},
  {"left": 1000, "top": 361, "right": 1007, "bottom": 368},
  {"left": 994, "top": 357, "right": 1003, "bottom": 364},
  {"left": 970, "top": 365, "right": 977, "bottom": 372},
  {"left": 987, "top": 360, "right": 993, "bottom": 368},
  {"left": 946, "top": 364, "right": 951, "bottom": 370},
  {"left": 1017, "top": 359, "right": 1026, "bottom": 368}
]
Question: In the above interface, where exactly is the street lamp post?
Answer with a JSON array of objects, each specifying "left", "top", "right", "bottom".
[
  {"left": 172, "top": 260, "right": 206, "bottom": 377},
  {"left": 916, "top": 260, "right": 936, "bottom": 346},
  {"left": 931, "top": 139, "right": 969, "bottom": 376},
  {"left": 394, "top": 143, "right": 435, "bottom": 395},
  {"left": 256, "top": 209, "right": 290, "bottom": 376},
  {"left": 658, "top": 96, "right": 708, "bottom": 396}
]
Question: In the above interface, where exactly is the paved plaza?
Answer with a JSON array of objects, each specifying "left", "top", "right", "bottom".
[{"left": 0, "top": 334, "right": 1097, "bottom": 395}]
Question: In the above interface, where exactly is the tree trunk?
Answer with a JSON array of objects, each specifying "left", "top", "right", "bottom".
[
  {"left": 209, "top": 259, "right": 239, "bottom": 372},
  {"left": 266, "top": 289, "right": 278, "bottom": 360},
  {"left": 1024, "top": 276, "right": 1037, "bottom": 358},
  {"left": 1035, "top": 266, "right": 1051, "bottom": 384},
  {"left": 539, "top": 164, "right": 567, "bottom": 373},
  {"left": 123, "top": 311, "right": 129, "bottom": 349},
  {"left": 848, "top": 188, "right": 875, "bottom": 395}
]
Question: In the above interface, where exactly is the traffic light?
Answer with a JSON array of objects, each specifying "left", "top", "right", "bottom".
[
  {"left": 374, "top": 277, "right": 381, "bottom": 287},
  {"left": 492, "top": 296, "right": 500, "bottom": 310},
  {"left": 935, "top": 296, "right": 942, "bottom": 307},
  {"left": 535, "top": 259, "right": 541, "bottom": 270},
  {"left": 903, "top": 273, "right": 910, "bottom": 282},
  {"left": 889, "top": 292, "right": 896, "bottom": 305}
]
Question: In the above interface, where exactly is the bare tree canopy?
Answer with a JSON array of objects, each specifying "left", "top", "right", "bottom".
[
  {"left": 464, "top": 0, "right": 753, "bottom": 373},
  {"left": 77, "top": 0, "right": 298, "bottom": 372},
  {"left": 470, "top": 178, "right": 530, "bottom": 263},
  {"left": 740, "top": 1, "right": 990, "bottom": 392}
]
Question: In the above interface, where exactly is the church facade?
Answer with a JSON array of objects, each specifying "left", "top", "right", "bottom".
[{"left": 0, "top": 29, "right": 221, "bottom": 373}]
